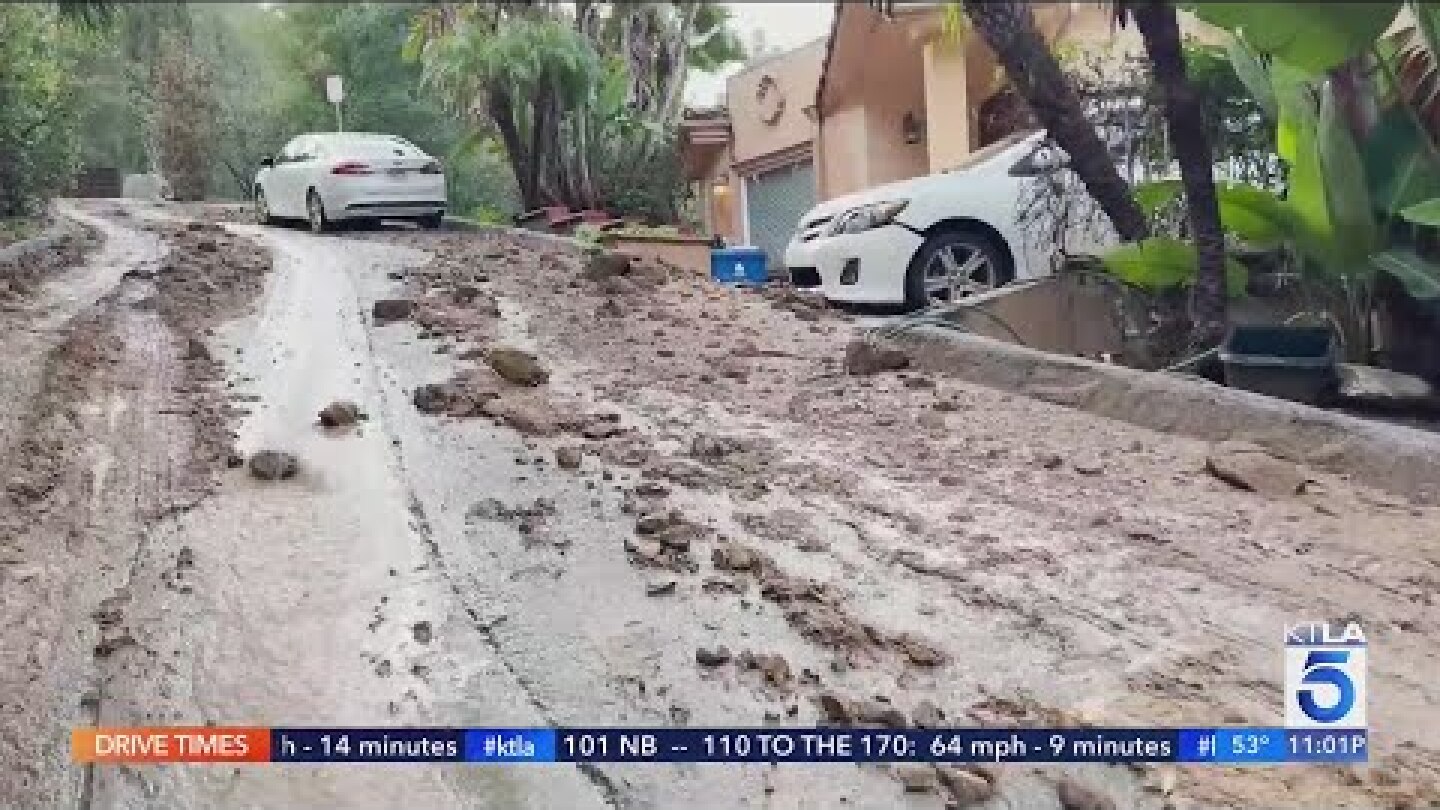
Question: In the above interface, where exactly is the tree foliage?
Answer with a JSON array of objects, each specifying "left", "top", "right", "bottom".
[
  {"left": 0, "top": 5, "right": 85, "bottom": 216},
  {"left": 413, "top": 1, "right": 744, "bottom": 218},
  {"left": 150, "top": 31, "right": 215, "bottom": 201}
]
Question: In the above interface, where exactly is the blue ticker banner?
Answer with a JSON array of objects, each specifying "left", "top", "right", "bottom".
[{"left": 263, "top": 727, "right": 1367, "bottom": 765}]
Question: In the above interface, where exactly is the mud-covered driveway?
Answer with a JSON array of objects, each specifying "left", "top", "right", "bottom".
[{"left": 1, "top": 203, "right": 1436, "bottom": 810}]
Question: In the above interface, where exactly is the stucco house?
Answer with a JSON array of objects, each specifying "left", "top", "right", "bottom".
[{"left": 680, "top": 1, "right": 1187, "bottom": 263}]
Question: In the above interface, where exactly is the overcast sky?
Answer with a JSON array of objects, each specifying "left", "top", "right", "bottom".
[{"left": 686, "top": 2, "right": 836, "bottom": 106}]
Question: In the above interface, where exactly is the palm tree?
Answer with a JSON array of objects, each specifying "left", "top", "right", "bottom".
[
  {"left": 414, "top": 1, "right": 744, "bottom": 213},
  {"left": 54, "top": 0, "right": 114, "bottom": 27},
  {"left": 962, "top": 1, "right": 1150, "bottom": 241},
  {"left": 962, "top": 0, "right": 1228, "bottom": 343},
  {"left": 1122, "top": 1, "right": 1228, "bottom": 341}
]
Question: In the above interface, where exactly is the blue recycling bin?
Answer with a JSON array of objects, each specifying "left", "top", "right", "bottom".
[{"left": 710, "top": 247, "right": 768, "bottom": 286}]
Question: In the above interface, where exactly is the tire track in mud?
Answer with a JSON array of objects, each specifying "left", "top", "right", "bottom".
[
  {"left": 0, "top": 204, "right": 276, "bottom": 810},
  {"left": 353, "top": 271, "right": 631, "bottom": 809}
]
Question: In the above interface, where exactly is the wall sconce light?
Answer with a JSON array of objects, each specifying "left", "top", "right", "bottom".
[
  {"left": 903, "top": 112, "right": 925, "bottom": 145},
  {"left": 712, "top": 172, "right": 731, "bottom": 195}
]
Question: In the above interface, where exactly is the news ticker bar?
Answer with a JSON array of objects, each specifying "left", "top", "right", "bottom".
[{"left": 72, "top": 727, "right": 1367, "bottom": 765}]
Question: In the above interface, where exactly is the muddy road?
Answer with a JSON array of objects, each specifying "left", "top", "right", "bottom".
[{"left": 1, "top": 201, "right": 1436, "bottom": 810}]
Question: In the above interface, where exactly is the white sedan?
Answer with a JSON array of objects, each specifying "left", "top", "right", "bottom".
[
  {"left": 784, "top": 130, "right": 1112, "bottom": 310},
  {"left": 254, "top": 132, "right": 447, "bottom": 232}
]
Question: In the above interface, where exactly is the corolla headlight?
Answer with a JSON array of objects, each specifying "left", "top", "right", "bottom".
[{"left": 829, "top": 200, "right": 910, "bottom": 235}]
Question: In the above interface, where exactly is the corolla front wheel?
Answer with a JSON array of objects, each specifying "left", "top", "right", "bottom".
[{"left": 904, "top": 228, "right": 1012, "bottom": 311}]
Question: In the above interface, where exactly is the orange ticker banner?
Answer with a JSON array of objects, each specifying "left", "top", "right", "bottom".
[{"left": 72, "top": 727, "right": 270, "bottom": 763}]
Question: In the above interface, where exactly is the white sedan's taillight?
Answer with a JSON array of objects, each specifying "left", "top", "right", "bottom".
[{"left": 331, "top": 161, "right": 373, "bottom": 176}]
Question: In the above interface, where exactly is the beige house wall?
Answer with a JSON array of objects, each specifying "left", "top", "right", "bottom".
[
  {"left": 923, "top": 38, "right": 971, "bottom": 173},
  {"left": 726, "top": 39, "right": 826, "bottom": 169},
  {"left": 816, "top": 104, "right": 868, "bottom": 201}
]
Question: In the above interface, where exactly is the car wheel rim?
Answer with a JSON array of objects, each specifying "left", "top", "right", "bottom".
[{"left": 923, "top": 243, "right": 994, "bottom": 302}]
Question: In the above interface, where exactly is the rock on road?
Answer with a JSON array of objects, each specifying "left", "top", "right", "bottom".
[{"left": 0, "top": 201, "right": 1436, "bottom": 810}]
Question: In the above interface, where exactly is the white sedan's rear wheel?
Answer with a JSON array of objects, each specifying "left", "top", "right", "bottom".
[
  {"left": 254, "top": 186, "right": 273, "bottom": 225},
  {"left": 307, "top": 190, "right": 330, "bottom": 234}
]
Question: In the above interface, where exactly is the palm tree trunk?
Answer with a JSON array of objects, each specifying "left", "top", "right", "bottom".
[
  {"left": 529, "top": 87, "right": 553, "bottom": 205},
  {"left": 1130, "top": 0, "right": 1228, "bottom": 342},
  {"left": 655, "top": 1, "right": 700, "bottom": 133},
  {"left": 488, "top": 87, "right": 540, "bottom": 209},
  {"left": 965, "top": 0, "right": 1149, "bottom": 242}
]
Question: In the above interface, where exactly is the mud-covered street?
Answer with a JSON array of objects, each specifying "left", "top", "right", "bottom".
[{"left": 1, "top": 202, "right": 1437, "bottom": 810}]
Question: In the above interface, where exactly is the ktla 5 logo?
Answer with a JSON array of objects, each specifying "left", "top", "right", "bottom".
[{"left": 1285, "top": 621, "right": 1367, "bottom": 729}]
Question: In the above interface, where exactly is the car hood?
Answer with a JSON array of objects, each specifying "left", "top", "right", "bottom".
[
  {"left": 796, "top": 130, "right": 1046, "bottom": 226},
  {"left": 802, "top": 174, "right": 957, "bottom": 223}
]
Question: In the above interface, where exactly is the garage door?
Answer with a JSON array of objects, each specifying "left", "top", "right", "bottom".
[{"left": 745, "top": 160, "right": 815, "bottom": 267}]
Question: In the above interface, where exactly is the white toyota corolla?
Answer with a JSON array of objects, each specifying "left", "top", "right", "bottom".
[
  {"left": 254, "top": 132, "right": 447, "bottom": 232},
  {"left": 784, "top": 129, "right": 1109, "bottom": 310}
]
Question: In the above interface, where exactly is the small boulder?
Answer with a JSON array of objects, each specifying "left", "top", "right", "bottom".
[
  {"left": 855, "top": 699, "right": 908, "bottom": 728},
  {"left": 581, "top": 250, "right": 631, "bottom": 281},
  {"left": 318, "top": 400, "right": 362, "bottom": 427},
  {"left": 844, "top": 340, "right": 910, "bottom": 375},
  {"left": 816, "top": 692, "right": 854, "bottom": 725},
  {"left": 372, "top": 299, "right": 416, "bottom": 323},
  {"left": 185, "top": 337, "right": 211, "bottom": 362},
  {"left": 712, "top": 542, "right": 759, "bottom": 572},
  {"left": 695, "top": 646, "right": 731, "bottom": 667},
  {"left": 757, "top": 654, "right": 792, "bottom": 687},
  {"left": 645, "top": 579, "right": 677, "bottom": 597},
  {"left": 555, "top": 445, "right": 584, "bottom": 469},
  {"left": 595, "top": 298, "right": 625, "bottom": 319},
  {"left": 937, "top": 766, "right": 997, "bottom": 806},
  {"left": 487, "top": 347, "right": 549, "bottom": 387},
  {"left": 248, "top": 451, "right": 298, "bottom": 481},
  {"left": 894, "top": 765, "right": 939, "bottom": 794},
  {"left": 1205, "top": 441, "right": 1307, "bottom": 499},
  {"left": 413, "top": 383, "right": 457, "bottom": 414},
  {"left": 1056, "top": 777, "right": 1115, "bottom": 810},
  {"left": 911, "top": 699, "right": 946, "bottom": 729}
]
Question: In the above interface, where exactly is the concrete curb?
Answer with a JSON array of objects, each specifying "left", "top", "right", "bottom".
[{"left": 877, "top": 324, "right": 1440, "bottom": 505}]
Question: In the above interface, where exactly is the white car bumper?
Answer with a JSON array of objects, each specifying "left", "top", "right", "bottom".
[
  {"left": 328, "top": 176, "right": 447, "bottom": 220},
  {"left": 783, "top": 224, "right": 924, "bottom": 305}
]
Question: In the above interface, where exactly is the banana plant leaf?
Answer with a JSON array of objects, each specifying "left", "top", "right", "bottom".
[
  {"left": 1134, "top": 179, "right": 1182, "bottom": 215},
  {"left": 1100, "top": 237, "right": 1249, "bottom": 298},
  {"left": 1182, "top": 1, "right": 1401, "bottom": 74},
  {"left": 1225, "top": 35, "right": 1276, "bottom": 121},
  {"left": 1400, "top": 197, "right": 1440, "bottom": 226},
  {"left": 1133, "top": 181, "right": 1295, "bottom": 247},
  {"left": 1364, "top": 107, "right": 1440, "bottom": 215},
  {"left": 1318, "top": 82, "right": 1378, "bottom": 271},
  {"left": 1371, "top": 248, "right": 1440, "bottom": 300}
]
